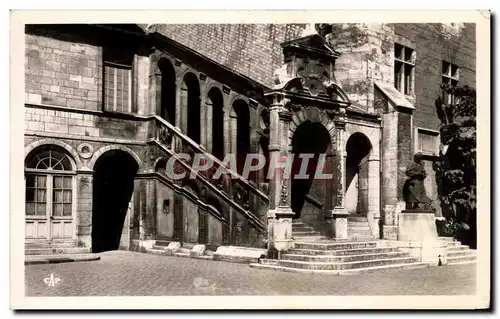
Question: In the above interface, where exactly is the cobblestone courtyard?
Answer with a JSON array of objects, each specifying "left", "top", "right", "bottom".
[{"left": 24, "top": 251, "right": 476, "bottom": 296}]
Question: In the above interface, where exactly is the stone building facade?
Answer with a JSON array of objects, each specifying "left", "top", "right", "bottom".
[{"left": 23, "top": 23, "right": 476, "bottom": 253}]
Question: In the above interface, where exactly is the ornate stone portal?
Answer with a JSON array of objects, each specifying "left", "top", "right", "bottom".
[{"left": 264, "top": 32, "right": 352, "bottom": 257}]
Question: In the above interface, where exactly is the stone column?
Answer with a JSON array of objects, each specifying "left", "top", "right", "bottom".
[
  {"left": 75, "top": 171, "right": 93, "bottom": 248},
  {"left": 381, "top": 111, "right": 399, "bottom": 239},
  {"left": 325, "top": 110, "right": 349, "bottom": 240},
  {"left": 178, "top": 82, "right": 188, "bottom": 133},
  {"left": 367, "top": 158, "right": 381, "bottom": 238},
  {"left": 266, "top": 95, "right": 294, "bottom": 258},
  {"left": 205, "top": 100, "right": 213, "bottom": 153}
]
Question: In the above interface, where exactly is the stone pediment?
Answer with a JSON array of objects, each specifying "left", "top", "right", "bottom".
[{"left": 280, "top": 34, "right": 340, "bottom": 60}]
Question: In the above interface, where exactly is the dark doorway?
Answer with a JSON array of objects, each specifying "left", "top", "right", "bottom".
[
  {"left": 184, "top": 73, "right": 201, "bottom": 144},
  {"left": 159, "top": 58, "right": 176, "bottom": 125},
  {"left": 345, "top": 133, "right": 372, "bottom": 215},
  {"left": 291, "top": 121, "right": 332, "bottom": 219},
  {"left": 92, "top": 150, "right": 138, "bottom": 253},
  {"left": 208, "top": 88, "right": 224, "bottom": 160},
  {"left": 232, "top": 100, "right": 250, "bottom": 175}
]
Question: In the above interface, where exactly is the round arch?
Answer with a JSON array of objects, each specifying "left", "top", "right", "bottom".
[
  {"left": 89, "top": 145, "right": 144, "bottom": 171},
  {"left": 25, "top": 138, "right": 82, "bottom": 170},
  {"left": 290, "top": 120, "right": 333, "bottom": 219},
  {"left": 345, "top": 132, "right": 373, "bottom": 215},
  {"left": 289, "top": 108, "right": 336, "bottom": 148}
]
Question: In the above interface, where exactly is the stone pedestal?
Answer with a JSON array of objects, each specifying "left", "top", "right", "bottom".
[
  {"left": 397, "top": 210, "right": 438, "bottom": 242},
  {"left": 326, "top": 207, "right": 349, "bottom": 240},
  {"left": 396, "top": 210, "right": 447, "bottom": 265},
  {"left": 267, "top": 206, "right": 295, "bottom": 257}
]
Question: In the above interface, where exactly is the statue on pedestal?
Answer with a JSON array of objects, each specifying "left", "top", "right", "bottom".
[{"left": 403, "top": 153, "right": 432, "bottom": 210}]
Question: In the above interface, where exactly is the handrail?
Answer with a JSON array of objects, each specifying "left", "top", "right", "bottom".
[
  {"left": 304, "top": 194, "right": 324, "bottom": 209},
  {"left": 152, "top": 115, "right": 269, "bottom": 202},
  {"left": 152, "top": 140, "right": 266, "bottom": 231}
]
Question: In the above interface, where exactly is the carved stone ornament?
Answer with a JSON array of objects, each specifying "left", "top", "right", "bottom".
[
  {"left": 77, "top": 143, "right": 94, "bottom": 159},
  {"left": 280, "top": 182, "right": 288, "bottom": 206},
  {"left": 159, "top": 126, "right": 173, "bottom": 147},
  {"left": 296, "top": 59, "right": 330, "bottom": 97}
]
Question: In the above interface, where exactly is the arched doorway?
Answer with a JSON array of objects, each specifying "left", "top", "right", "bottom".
[
  {"left": 207, "top": 87, "right": 224, "bottom": 160},
  {"left": 182, "top": 73, "right": 201, "bottom": 144},
  {"left": 92, "top": 150, "right": 139, "bottom": 253},
  {"left": 291, "top": 121, "right": 332, "bottom": 220},
  {"left": 159, "top": 58, "right": 176, "bottom": 124},
  {"left": 345, "top": 133, "right": 372, "bottom": 215},
  {"left": 231, "top": 100, "right": 250, "bottom": 175},
  {"left": 24, "top": 145, "right": 76, "bottom": 241}
]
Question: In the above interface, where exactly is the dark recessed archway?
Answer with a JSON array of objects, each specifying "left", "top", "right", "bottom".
[
  {"left": 291, "top": 121, "right": 331, "bottom": 219},
  {"left": 92, "top": 150, "right": 138, "bottom": 253},
  {"left": 183, "top": 73, "right": 201, "bottom": 144},
  {"left": 159, "top": 58, "right": 176, "bottom": 125},
  {"left": 232, "top": 100, "right": 250, "bottom": 175},
  {"left": 345, "top": 132, "right": 372, "bottom": 215},
  {"left": 208, "top": 87, "right": 224, "bottom": 160}
]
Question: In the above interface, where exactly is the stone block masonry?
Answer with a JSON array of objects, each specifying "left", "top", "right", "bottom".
[
  {"left": 25, "top": 32, "right": 102, "bottom": 111},
  {"left": 24, "top": 107, "right": 148, "bottom": 141}
]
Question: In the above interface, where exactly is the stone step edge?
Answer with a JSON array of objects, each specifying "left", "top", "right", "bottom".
[
  {"left": 289, "top": 247, "right": 400, "bottom": 254},
  {"left": 249, "top": 262, "right": 429, "bottom": 276},
  {"left": 146, "top": 247, "right": 214, "bottom": 259},
  {"left": 25, "top": 254, "right": 101, "bottom": 265},
  {"left": 265, "top": 256, "right": 418, "bottom": 267},
  {"left": 282, "top": 251, "right": 409, "bottom": 261},
  {"left": 447, "top": 260, "right": 476, "bottom": 265}
]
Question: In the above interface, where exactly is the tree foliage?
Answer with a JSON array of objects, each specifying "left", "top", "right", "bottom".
[{"left": 433, "top": 84, "right": 476, "bottom": 247}]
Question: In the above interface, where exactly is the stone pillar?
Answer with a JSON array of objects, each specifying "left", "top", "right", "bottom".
[
  {"left": 381, "top": 111, "right": 399, "bottom": 239},
  {"left": 266, "top": 95, "right": 294, "bottom": 257},
  {"left": 76, "top": 172, "right": 93, "bottom": 248},
  {"left": 367, "top": 158, "right": 381, "bottom": 238},
  {"left": 325, "top": 111, "right": 349, "bottom": 240},
  {"left": 205, "top": 100, "right": 213, "bottom": 153},
  {"left": 178, "top": 82, "right": 188, "bottom": 133},
  {"left": 132, "top": 177, "right": 157, "bottom": 241}
]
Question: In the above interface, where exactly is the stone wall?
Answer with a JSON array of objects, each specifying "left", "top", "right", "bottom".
[
  {"left": 394, "top": 23, "right": 476, "bottom": 131},
  {"left": 25, "top": 27, "right": 102, "bottom": 111},
  {"left": 155, "top": 24, "right": 309, "bottom": 88}
]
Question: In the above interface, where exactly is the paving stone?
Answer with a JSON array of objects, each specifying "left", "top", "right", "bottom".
[{"left": 25, "top": 250, "right": 476, "bottom": 296}]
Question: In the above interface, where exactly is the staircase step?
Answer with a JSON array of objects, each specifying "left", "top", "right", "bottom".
[
  {"left": 289, "top": 247, "right": 400, "bottom": 256},
  {"left": 250, "top": 261, "right": 429, "bottom": 275},
  {"left": 294, "top": 241, "right": 384, "bottom": 251},
  {"left": 292, "top": 231, "right": 321, "bottom": 236},
  {"left": 292, "top": 236, "right": 328, "bottom": 241},
  {"left": 447, "top": 254, "right": 476, "bottom": 264},
  {"left": 154, "top": 240, "right": 171, "bottom": 247},
  {"left": 263, "top": 256, "right": 419, "bottom": 271},
  {"left": 347, "top": 216, "right": 368, "bottom": 222},
  {"left": 348, "top": 226, "right": 371, "bottom": 231},
  {"left": 447, "top": 250, "right": 476, "bottom": 257},
  {"left": 25, "top": 247, "right": 90, "bottom": 256},
  {"left": 439, "top": 237, "right": 457, "bottom": 242},
  {"left": 348, "top": 235, "right": 375, "bottom": 241},
  {"left": 282, "top": 251, "right": 409, "bottom": 263},
  {"left": 146, "top": 248, "right": 168, "bottom": 255},
  {"left": 292, "top": 226, "right": 315, "bottom": 232}
]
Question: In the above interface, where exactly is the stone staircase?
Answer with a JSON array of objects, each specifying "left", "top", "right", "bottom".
[
  {"left": 25, "top": 240, "right": 90, "bottom": 255},
  {"left": 250, "top": 219, "right": 427, "bottom": 275},
  {"left": 347, "top": 216, "right": 375, "bottom": 240},
  {"left": 251, "top": 240, "right": 428, "bottom": 275},
  {"left": 291, "top": 216, "right": 374, "bottom": 241},
  {"left": 439, "top": 237, "right": 477, "bottom": 265}
]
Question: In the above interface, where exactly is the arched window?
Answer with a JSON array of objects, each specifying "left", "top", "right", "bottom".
[{"left": 25, "top": 146, "right": 75, "bottom": 219}]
